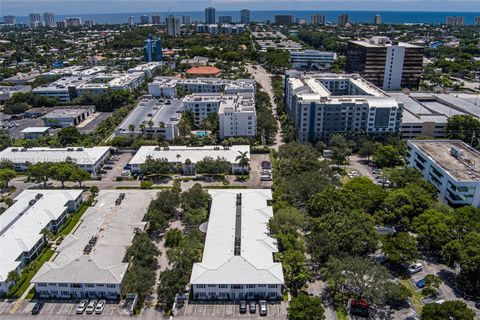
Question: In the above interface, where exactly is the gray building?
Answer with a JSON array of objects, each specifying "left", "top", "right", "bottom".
[
  {"left": 42, "top": 106, "right": 95, "bottom": 128},
  {"left": 240, "top": 9, "right": 250, "bottom": 24},
  {"left": 165, "top": 15, "right": 180, "bottom": 37},
  {"left": 205, "top": 7, "right": 216, "bottom": 24},
  {"left": 285, "top": 71, "right": 403, "bottom": 142}
]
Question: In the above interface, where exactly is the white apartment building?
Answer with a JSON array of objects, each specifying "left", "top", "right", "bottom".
[
  {"left": 128, "top": 145, "right": 250, "bottom": 175},
  {"left": 183, "top": 93, "right": 256, "bottom": 138},
  {"left": 190, "top": 189, "right": 284, "bottom": 300},
  {"left": 0, "top": 85, "right": 31, "bottom": 102},
  {"left": 0, "top": 146, "right": 111, "bottom": 173},
  {"left": 0, "top": 190, "right": 83, "bottom": 295},
  {"left": 290, "top": 50, "right": 337, "bottom": 69},
  {"left": 148, "top": 77, "right": 255, "bottom": 98},
  {"left": 31, "top": 190, "right": 157, "bottom": 299},
  {"left": 285, "top": 71, "right": 403, "bottom": 142},
  {"left": 165, "top": 15, "right": 181, "bottom": 37},
  {"left": 127, "top": 62, "right": 162, "bottom": 77},
  {"left": 408, "top": 140, "right": 480, "bottom": 208},
  {"left": 33, "top": 76, "right": 90, "bottom": 103}
]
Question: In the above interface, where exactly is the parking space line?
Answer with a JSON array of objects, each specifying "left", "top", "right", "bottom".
[
  {"left": 49, "top": 304, "right": 57, "bottom": 315},
  {"left": 0, "top": 302, "right": 9, "bottom": 313},
  {"left": 58, "top": 303, "right": 66, "bottom": 315},
  {"left": 67, "top": 303, "right": 74, "bottom": 315},
  {"left": 110, "top": 304, "right": 116, "bottom": 316}
]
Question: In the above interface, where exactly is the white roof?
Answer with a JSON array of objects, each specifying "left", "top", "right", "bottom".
[
  {"left": 0, "top": 190, "right": 83, "bottom": 282},
  {"left": 0, "top": 147, "right": 110, "bottom": 166},
  {"left": 32, "top": 190, "right": 157, "bottom": 285},
  {"left": 190, "top": 189, "right": 284, "bottom": 285},
  {"left": 129, "top": 145, "right": 250, "bottom": 165},
  {"left": 21, "top": 127, "right": 50, "bottom": 133}
]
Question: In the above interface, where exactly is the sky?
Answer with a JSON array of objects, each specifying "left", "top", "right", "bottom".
[{"left": 2, "top": 0, "right": 480, "bottom": 16}]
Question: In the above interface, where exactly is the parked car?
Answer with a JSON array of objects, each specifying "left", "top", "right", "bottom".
[
  {"left": 405, "top": 317, "right": 420, "bottom": 320},
  {"left": 408, "top": 263, "right": 423, "bottom": 275},
  {"left": 259, "top": 300, "right": 267, "bottom": 316},
  {"left": 416, "top": 278, "right": 427, "bottom": 289},
  {"left": 76, "top": 300, "right": 88, "bottom": 314},
  {"left": 239, "top": 300, "right": 247, "bottom": 313},
  {"left": 95, "top": 300, "right": 106, "bottom": 314},
  {"left": 249, "top": 301, "right": 256, "bottom": 313},
  {"left": 260, "top": 174, "right": 272, "bottom": 181},
  {"left": 348, "top": 299, "right": 369, "bottom": 317},
  {"left": 32, "top": 302, "right": 44, "bottom": 315},
  {"left": 85, "top": 300, "right": 97, "bottom": 314}
]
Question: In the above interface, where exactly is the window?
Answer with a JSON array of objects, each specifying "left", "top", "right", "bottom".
[
  {"left": 219, "top": 284, "right": 228, "bottom": 289},
  {"left": 197, "top": 284, "right": 206, "bottom": 289},
  {"left": 97, "top": 284, "right": 105, "bottom": 287},
  {"left": 59, "top": 283, "right": 68, "bottom": 287},
  {"left": 258, "top": 284, "right": 266, "bottom": 288},
  {"left": 268, "top": 284, "right": 277, "bottom": 288},
  {"left": 207, "top": 284, "right": 216, "bottom": 288},
  {"left": 247, "top": 284, "right": 255, "bottom": 288},
  {"left": 48, "top": 283, "right": 57, "bottom": 286},
  {"left": 231, "top": 284, "right": 244, "bottom": 289},
  {"left": 37, "top": 283, "right": 47, "bottom": 287},
  {"left": 85, "top": 284, "right": 94, "bottom": 288},
  {"left": 107, "top": 284, "right": 116, "bottom": 288}
]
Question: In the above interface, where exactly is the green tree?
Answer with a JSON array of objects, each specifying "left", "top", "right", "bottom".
[
  {"left": 329, "top": 134, "right": 352, "bottom": 165},
  {"left": 165, "top": 228, "right": 183, "bottom": 247},
  {"left": 288, "top": 293, "right": 325, "bottom": 320},
  {"left": 27, "top": 162, "right": 53, "bottom": 188},
  {"left": 343, "top": 177, "right": 386, "bottom": 214},
  {"left": 308, "top": 211, "right": 378, "bottom": 264},
  {"left": 57, "top": 127, "right": 82, "bottom": 146},
  {"left": 181, "top": 184, "right": 211, "bottom": 211},
  {"left": 50, "top": 162, "right": 76, "bottom": 188},
  {"left": 6, "top": 270, "right": 20, "bottom": 284},
  {"left": 277, "top": 143, "right": 321, "bottom": 177},
  {"left": 413, "top": 209, "right": 454, "bottom": 255},
  {"left": 235, "top": 151, "right": 250, "bottom": 175},
  {"left": 421, "top": 300, "right": 475, "bottom": 320},
  {"left": 446, "top": 115, "right": 480, "bottom": 147},
  {"left": 358, "top": 139, "right": 379, "bottom": 160},
  {"left": 184, "top": 207, "right": 208, "bottom": 228},
  {"left": 382, "top": 232, "right": 419, "bottom": 265},
  {"left": 372, "top": 145, "right": 403, "bottom": 168},
  {"left": 277, "top": 249, "right": 310, "bottom": 296},
  {"left": 0, "top": 169, "right": 17, "bottom": 189},
  {"left": 269, "top": 207, "right": 307, "bottom": 235},
  {"left": 383, "top": 167, "right": 424, "bottom": 188},
  {"left": 141, "top": 156, "right": 175, "bottom": 175},
  {"left": 195, "top": 156, "right": 231, "bottom": 175}
]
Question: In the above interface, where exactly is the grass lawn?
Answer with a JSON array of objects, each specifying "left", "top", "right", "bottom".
[
  {"left": 335, "top": 305, "right": 349, "bottom": 320},
  {"left": 400, "top": 278, "right": 423, "bottom": 314},
  {"left": 8, "top": 248, "right": 54, "bottom": 298},
  {"left": 56, "top": 204, "right": 89, "bottom": 237}
]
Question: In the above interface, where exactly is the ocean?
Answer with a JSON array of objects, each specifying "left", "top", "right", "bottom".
[{"left": 12, "top": 10, "right": 480, "bottom": 25}]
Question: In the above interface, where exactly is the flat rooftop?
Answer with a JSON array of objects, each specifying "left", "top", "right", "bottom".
[
  {"left": 21, "top": 127, "right": 51, "bottom": 133},
  {"left": 0, "top": 190, "right": 83, "bottom": 283},
  {"left": 115, "top": 99, "right": 183, "bottom": 134},
  {"left": 190, "top": 189, "right": 284, "bottom": 285},
  {"left": 32, "top": 190, "right": 157, "bottom": 285},
  {"left": 410, "top": 140, "right": 480, "bottom": 182},
  {"left": 129, "top": 145, "right": 250, "bottom": 165},
  {"left": 43, "top": 106, "right": 94, "bottom": 119},
  {"left": 0, "top": 146, "right": 110, "bottom": 165}
]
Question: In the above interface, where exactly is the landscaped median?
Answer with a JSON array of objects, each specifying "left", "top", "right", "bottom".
[
  {"left": 7, "top": 248, "right": 54, "bottom": 298},
  {"left": 56, "top": 203, "right": 90, "bottom": 237}
]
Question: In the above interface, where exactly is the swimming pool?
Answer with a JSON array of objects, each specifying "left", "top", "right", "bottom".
[{"left": 196, "top": 131, "right": 209, "bottom": 137}]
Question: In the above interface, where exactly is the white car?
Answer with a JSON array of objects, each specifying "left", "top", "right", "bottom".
[
  {"left": 95, "top": 300, "right": 106, "bottom": 314},
  {"left": 76, "top": 300, "right": 88, "bottom": 314},
  {"left": 407, "top": 263, "right": 423, "bottom": 274},
  {"left": 259, "top": 300, "right": 268, "bottom": 316},
  {"left": 85, "top": 300, "right": 97, "bottom": 314}
]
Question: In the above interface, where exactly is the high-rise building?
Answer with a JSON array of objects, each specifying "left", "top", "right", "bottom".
[
  {"left": 84, "top": 20, "right": 96, "bottom": 28},
  {"left": 274, "top": 15, "right": 293, "bottom": 25},
  {"left": 285, "top": 71, "right": 403, "bottom": 142},
  {"left": 140, "top": 15, "right": 149, "bottom": 25},
  {"left": 205, "top": 7, "right": 216, "bottom": 24},
  {"left": 240, "top": 9, "right": 250, "bottom": 24},
  {"left": 65, "top": 17, "right": 81, "bottom": 27},
  {"left": 311, "top": 14, "right": 326, "bottom": 25},
  {"left": 56, "top": 21, "right": 67, "bottom": 28},
  {"left": 43, "top": 12, "right": 55, "bottom": 28},
  {"left": 151, "top": 14, "right": 161, "bottom": 25},
  {"left": 128, "top": 16, "right": 135, "bottom": 26},
  {"left": 182, "top": 16, "right": 191, "bottom": 25},
  {"left": 3, "top": 15, "right": 16, "bottom": 25},
  {"left": 374, "top": 14, "right": 382, "bottom": 25},
  {"left": 219, "top": 16, "right": 232, "bottom": 24},
  {"left": 346, "top": 36, "right": 424, "bottom": 90},
  {"left": 165, "top": 15, "right": 180, "bottom": 37},
  {"left": 338, "top": 14, "right": 350, "bottom": 26},
  {"left": 29, "top": 13, "right": 42, "bottom": 28},
  {"left": 144, "top": 35, "right": 163, "bottom": 62},
  {"left": 476, "top": 16, "right": 480, "bottom": 26},
  {"left": 445, "top": 16, "right": 465, "bottom": 26}
]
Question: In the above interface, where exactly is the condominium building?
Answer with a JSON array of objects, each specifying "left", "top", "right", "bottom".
[
  {"left": 311, "top": 14, "right": 326, "bottom": 25},
  {"left": 115, "top": 98, "right": 182, "bottom": 140},
  {"left": 144, "top": 35, "right": 162, "bottom": 62},
  {"left": 127, "top": 62, "right": 162, "bottom": 77},
  {"left": 148, "top": 77, "right": 255, "bottom": 98},
  {"left": 290, "top": 50, "right": 336, "bottom": 70},
  {"left": 128, "top": 16, "right": 135, "bottom": 26},
  {"left": 0, "top": 190, "right": 83, "bottom": 295},
  {"left": 346, "top": 36, "right": 424, "bottom": 90},
  {"left": 0, "top": 146, "right": 111, "bottom": 173},
  {"left": 65, "top": 17, "right": 81, "bottom": 27},
  {"left": 274, "top": 15, "right": 293, "bottom": 25},
  {"left": 475, "top": 16, "right": 480, "bottom": 27},
  {"left": 183, "top": 16, "right": 192, "bottom": 25},
  {"left": 3, "top": 15, "right": 16, "bottom": 25},
  {"left": 240, "top": 9, "right": 250, "bottom": 24},
  {"left": 31, "top": 190, "right": 157, "bottom": 299},
  {"left": 285, "top": 71, "right": 403, "bottom": 142},
  {"left": 190, "top": 189, "right": 284, "bottom": 300},
  {"left": 219, "top": 16, "right": 232, "bottom": 24},
  {"left": 338, "top": 14, "right": 350, "bottom": 26},
  {"left": 43, "top": 12, "right": 55, "bottom": 28},
  {"left": 129, "top": 145, "right": 250, "bottom": 174},
  {"left": 408, "top": 140, "right": 480, "bottom": 208},
  {"left": 445, "top": 16, "right": 465, "bottom": 26},
  {"left": 140, "top": 15, "right": 149, "bottom": 25},
  {"left": 374, "top": 14, "right": 382, "bottom": 25},
  {"left": 29, "top": 13, "right": 41, "bottom": 28},
  {"left": 151, "top": 14, "right": 161, "bottom": 25},
  {"left": 205, "top": 7, "right": 216, "bottom": 24},
  {"left": 165, "top": 15, "right": 180, "bottom": 37}
]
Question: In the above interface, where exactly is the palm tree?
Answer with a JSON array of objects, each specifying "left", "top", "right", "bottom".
[
  {"left": 235, "top": 151, "right": 249, "bottom": 175},
  {"left": 159, "top": 121, "right": 166, "bottom": 128},
  {"left": 128, "top": 124, "right": 135, "bottom": 132},
  {"left": 147, "top": 120, "right": 154, "bottom": 129}
]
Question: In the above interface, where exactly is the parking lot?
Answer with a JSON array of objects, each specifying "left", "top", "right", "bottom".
[
  {"left": 246, "top": 154, "right": 273, "bottom": 189},
  {"left": 175, "top": 301, "right": 287, "bottom": 319},
  {"left": 0, "top": 299, "right": 131, "bottom": 318}
]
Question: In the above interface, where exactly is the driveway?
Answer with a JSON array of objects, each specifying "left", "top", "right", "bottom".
[
  {"left": 246, "top": 153, "right": 273, "bottom": 189},
  {"left": 175, "top": 301, "right": 287, "bottom": 319}
]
